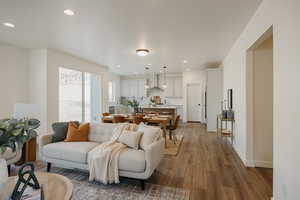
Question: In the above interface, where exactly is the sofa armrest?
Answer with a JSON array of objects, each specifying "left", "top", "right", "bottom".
[
  {"left": 144, "top": 138, "right": 164, "bottom": 178},
  {"left": 39, "top": 134, "right": 53, "bottom": 159}
]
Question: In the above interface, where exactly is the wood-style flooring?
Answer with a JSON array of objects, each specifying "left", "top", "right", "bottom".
[{"left": 149, "top": 123, "right": 273, "bottom": 200}]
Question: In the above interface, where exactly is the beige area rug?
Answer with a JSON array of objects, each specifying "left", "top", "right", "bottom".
[
  {"left": 164, "top": 135, "right": 184, "bottom": 156},
  {"left": 37, "top": 166, "right": 189, "bottom": 200}
]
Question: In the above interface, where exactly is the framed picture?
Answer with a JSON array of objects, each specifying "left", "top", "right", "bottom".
[{"left": 227, "top": 89, "right": 233, "bottom": 109}]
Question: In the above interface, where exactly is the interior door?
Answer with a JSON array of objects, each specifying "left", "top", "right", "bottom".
[{"left": 187, "top": 84, "right": 202, "bottom": 122}]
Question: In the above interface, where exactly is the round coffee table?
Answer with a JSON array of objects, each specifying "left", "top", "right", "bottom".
[{"left": 0, "top": 172, "right": 73, "bottom": 200}]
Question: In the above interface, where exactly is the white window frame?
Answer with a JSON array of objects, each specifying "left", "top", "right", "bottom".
[{"left": 59, "top": 67, "right": 102, "bottom": 122}]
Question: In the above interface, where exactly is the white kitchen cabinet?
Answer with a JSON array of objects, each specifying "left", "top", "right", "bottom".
[
  {"left": 174, "top": 77, "right": 183, "bottom": 97},
  {"left": 165, "top": 76, "right": 182, "bottom": 98},
  {"left": 121, "top": 79, "right": 129, "bottom": 97},
  {"left": 137, "top": 79, "right": 146, "bottom": 98},
  {"left": 121, "top": 79, "right": 146, "bottom": 98},
  {"left": 164, "top": 78, "right": 174, "bottom": 97}
]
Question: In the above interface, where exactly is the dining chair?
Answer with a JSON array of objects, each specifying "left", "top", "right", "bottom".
[
  {"left": 102, "top": 112, "right": 111, "bottom": 123},
  {"left": 102, "top": 112, "right": 110, "bottom": 116},
  {"left": 132, "top": 115, "right": 145, "bottom": 125},
  {"left": 167, "top": 115, "right": 180, "bottom": 144},
  {"left": 112, "top": 115, "right": 126, "bottom": 123}
]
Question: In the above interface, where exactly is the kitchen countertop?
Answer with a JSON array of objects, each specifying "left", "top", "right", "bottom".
[{"left": 141, "top": 105, "right": 177, "bottom": 109}]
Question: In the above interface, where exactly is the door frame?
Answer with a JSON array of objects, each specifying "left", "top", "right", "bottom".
[
  {"left": 187, "top": 83, "right": 202, "bottom": 123},
  {"left": 246, "top": 26, "right": 273, "bottom": 168}
]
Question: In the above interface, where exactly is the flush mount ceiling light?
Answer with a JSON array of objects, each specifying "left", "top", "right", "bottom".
[
  {"left": 3, "top": 22, "right": 15, "bottom": 28},
  {"left": 64, "top": 9, "right": 75, "bottom": 16},
  {"left": 136, "top": 49, "right": 149, "bottom": 56}
]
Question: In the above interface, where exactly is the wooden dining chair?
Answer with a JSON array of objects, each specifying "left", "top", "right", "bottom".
[
  {"left": 102, "top": 112, "right": 111, "bottom": 123},
  {"left": 112, "top": 115, "right": 126, "bottom": 123},
  {"left": 132, "top": 115, "right": 145, "bottom": 125},
  {"left": 167, "top": 115, "right": 180, "bottom": 144}
]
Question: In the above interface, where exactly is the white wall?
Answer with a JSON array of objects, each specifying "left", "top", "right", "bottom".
[
  {"left": 46, "top": 49, "right": 109, "bottom": 131},
  {"left": 0, "top": 43, "right": 28, "bottom": 119},
  {"left": 182, "top": 69, "right": 206, "bottom": 122},
  {"left": 223, "top": 0, "right": 300, "bottom": 199},
  {"left": 253, "top": 36, "right": 273, "bottom": 168},
  {"left": 206, "top": 68, "right": 223, "bottom": 132},
  {"left": 28, "top": 49, "right": 47, "bottom": 135}
]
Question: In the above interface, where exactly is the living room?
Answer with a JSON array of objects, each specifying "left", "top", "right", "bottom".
[{"left": 1, "top": 0, "right": 300, "bottom": 200}]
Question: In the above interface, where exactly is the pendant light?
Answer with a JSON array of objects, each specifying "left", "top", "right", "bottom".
[
  {"left": 162, "top": 66, "right": 167, "bottom": 89},
  {"left": 145, "top": 67, "right": 150, "bottom": 89}
]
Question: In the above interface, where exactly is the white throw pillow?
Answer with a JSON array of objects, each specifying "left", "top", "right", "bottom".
[
  {"left": 138, "top": 123, "right": 161, "bottom": 150},
  {"left": 118, "top": 130, "right": 143, "bottom": 150}
]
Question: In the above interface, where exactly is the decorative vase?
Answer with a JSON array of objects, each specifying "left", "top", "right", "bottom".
[{"left": 0, "top": 158, "right": 8, "bottom": 191}]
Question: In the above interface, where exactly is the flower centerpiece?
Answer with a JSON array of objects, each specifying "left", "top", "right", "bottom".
[{"left": 0, "top": 118, "right": 40, "bottom": 189}]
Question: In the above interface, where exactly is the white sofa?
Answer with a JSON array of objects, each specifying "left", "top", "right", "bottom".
[{"left": 39, "top": 123, "right": 164, "bottom": 189}]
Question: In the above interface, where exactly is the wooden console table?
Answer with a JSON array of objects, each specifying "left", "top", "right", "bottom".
[
  {"left": 217, "top": 115, "right": 235, "bottom": 144},
  {"left": 16, "top": 137, "right": 37, "bottom": 165}
]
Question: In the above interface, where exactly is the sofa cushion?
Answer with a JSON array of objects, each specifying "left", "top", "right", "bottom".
[
  {"left": 43, "top": 142, "right": 99, "bottom": 163},
  {"left": 51, "top": 121, "right": 79, "bottom": 143},
  {"left": 118, "top": 148, "right": 146, "bottom": 173},
  {"left": 117, "top": 130, "right": 143, "bottom": 150},
  {"left": 89, "top": 123, "right": 119, "bottom": 143},
  {"left": 65, "top": 122, "right": 90, "bottom": 142},
  {"left": 138, "top": 123, "right": 161, "bottom": 150}
]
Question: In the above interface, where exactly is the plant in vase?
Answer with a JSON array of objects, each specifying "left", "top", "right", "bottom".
[
  {"left": 0, "top": 118, "right": 40, "bottom": 189},
  {"left": 126, "top": 99, "right": 140, "bottom": 114}
]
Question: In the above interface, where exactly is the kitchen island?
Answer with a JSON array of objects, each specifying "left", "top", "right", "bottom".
[{"left": 142, "top": 106, "right": 177, "bottom": 121}]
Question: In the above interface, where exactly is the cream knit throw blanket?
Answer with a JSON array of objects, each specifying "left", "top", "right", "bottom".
[{"left": 88, "top": 123, "right": 138, "bottom": 184}]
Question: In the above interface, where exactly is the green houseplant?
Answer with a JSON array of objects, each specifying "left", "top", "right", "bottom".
[
  {"left": 0, "top": 118, "right": 40, "bottom": 154},
  {"left": 126, "top": 99, "right": 140, "bottom": 114},
  {"left": 0, "top": 118, "right": 40, "bottom": 189}
]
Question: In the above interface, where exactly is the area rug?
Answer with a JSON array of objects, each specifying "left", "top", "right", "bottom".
[
  {"left": 40, "top": 167, "right": 190, "bottom": 200},
  {"left": 164, "top": 135, "right": 184, "bottom": 156}
]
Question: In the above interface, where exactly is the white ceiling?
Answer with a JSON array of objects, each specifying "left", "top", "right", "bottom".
[{"left": 0, "top": 0, "right": 261, "bottom": 75}]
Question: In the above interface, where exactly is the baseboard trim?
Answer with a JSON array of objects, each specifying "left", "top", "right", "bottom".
[
  {"left": 254, "top": 160, "right": 273, "bottom": 168},
  {"left": 243, "top": 160, "right": 273, "bottom": 168}
]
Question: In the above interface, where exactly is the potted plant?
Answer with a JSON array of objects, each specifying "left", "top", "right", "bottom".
[
  {"left": 0, "top": 118, "right": 40, "bottom": 189},
  {"left": 126, "top": 99, "right": 140, "bottom": 114}
]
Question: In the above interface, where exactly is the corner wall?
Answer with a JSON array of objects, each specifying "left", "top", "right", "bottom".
[
  {"left": 0, "top": 43, "right": 29, "bottom": 119},
  {"left": 222, "top": 0, "right": 300, "bottom": 199}
]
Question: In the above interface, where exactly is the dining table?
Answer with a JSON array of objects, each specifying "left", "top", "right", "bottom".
[{"left": 102, "top": 114, "right": 172, "bottom": 147}]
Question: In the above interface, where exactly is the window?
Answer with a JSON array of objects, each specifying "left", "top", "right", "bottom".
[
  {"left": 59, "top": 67, "right": 102, "bottom": 122},
  {"left": 108, "top": 81, "right": 116, "bottom": 102}
]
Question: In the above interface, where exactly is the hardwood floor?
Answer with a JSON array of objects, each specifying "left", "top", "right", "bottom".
[{"left": 148, "top": 123, "right": 273, "bottom": 200}]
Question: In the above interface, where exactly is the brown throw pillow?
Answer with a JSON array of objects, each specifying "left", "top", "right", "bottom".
[{"left": 64, "top": 122, "right": 90, "bottom": 142}]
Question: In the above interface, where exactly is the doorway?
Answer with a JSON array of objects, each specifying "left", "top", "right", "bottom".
[
  {"left": 246, "top": 27, "right": 273, "bottom": 194},
  {"left": 187, "top": 83, "right": 202, "bottom": 122}
]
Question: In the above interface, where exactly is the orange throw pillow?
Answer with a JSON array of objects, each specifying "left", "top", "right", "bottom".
[{"left": 64, "top": 122, "right": 90, "bottom": 142}]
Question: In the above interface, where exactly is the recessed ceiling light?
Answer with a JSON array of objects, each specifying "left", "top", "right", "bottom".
[
  {"left": 64, "top": 9, "right": 75, "bottom": 16},
  {"left": 3, "top": 22, "right": 15, "bottom": 28},
  {"left": 183, "top": 60, "right": 188, "bottom": 64},
  {"left": 136, "top": 49, "right": 150, "bottom": 56}
]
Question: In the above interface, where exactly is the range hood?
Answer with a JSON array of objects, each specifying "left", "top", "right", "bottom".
[{"left": 148, "top": 74, "right": 164, "bottom": 91}]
